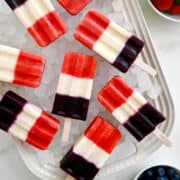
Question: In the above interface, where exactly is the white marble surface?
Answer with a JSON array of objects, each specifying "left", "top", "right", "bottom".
[{"left": 0, "top": 1, "right": 180, "bottom": 180}]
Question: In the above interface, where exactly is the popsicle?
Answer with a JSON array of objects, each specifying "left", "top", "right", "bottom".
[
  {"left": 60, "top": 116, "right": 122, "bottom": 180},
  {"left": 52, "top": 52, "right": 97, "bottom": 142},
  {"left": 0, "top": 45, "right": 45, "bottom": 88},
  {"left": 98, "top": 76, "right": 171, "bottom": 146},
  {"left": 74, "top": 10, "right": 156, "bottom": 76},
  {"left": 4, "top": 0, "right": 67, "bottom": 47},
  {"left": 0, "top": 91, "right": 60, "bottom": 150},
  {"left": 58, "top": 0, "right": 91, "bottom": 15}
]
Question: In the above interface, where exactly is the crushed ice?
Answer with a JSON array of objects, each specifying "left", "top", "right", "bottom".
[{"left": 0, "top": 0, "right": 161, "bottom": 172}]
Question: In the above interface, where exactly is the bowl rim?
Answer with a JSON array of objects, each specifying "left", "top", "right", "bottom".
[
  {"left": 134, "top": 164, "right": 180, "bottom": 180},
  {"left": 148, "top": 0, "right": 180, "bottom": 22}
]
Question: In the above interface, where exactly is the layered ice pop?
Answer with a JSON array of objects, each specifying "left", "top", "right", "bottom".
[
  {"left": 0, "top": 45, "right": 45, "bottom": 87},
  {"left": 74, "top": 10, "right": 156, "bottom": 76},
  {"left": 60, "top": 116, "right": 122, "bottom": 180},
  {"left": 58, "top": 0, "right": 91, "bottom": 15},
  {"left": 52, "top": 52, "right": 97, "bottom": 141},
  {"left": 0, "top": 91, "right": 60, "bottom": 150},
  {"left": 5, "top": 0, "right": 67, "bottom": 47},
  {"left": 98, "top": 76, "right": 171, "bottom": 146}
]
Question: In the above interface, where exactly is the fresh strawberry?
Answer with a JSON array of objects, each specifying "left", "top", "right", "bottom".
[
  {"left": 171, "top": 5, "right": 180, "bottom": 14},
  {"left": 151, "top": 0, "right": 174, "bottom": 11}
]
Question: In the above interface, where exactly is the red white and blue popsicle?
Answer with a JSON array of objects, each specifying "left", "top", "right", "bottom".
[
  {"left": 60, "top": 116, "right": 122, "bottom": 180},
  {"left": 74, "top": 10, "right": 156, "bottom": 76},
  {"left": 98, "top": 76, "right": 171, "bottom": 146},
  {"left": 0, "top": 91, "right": 60, "bottom": 150},
  {"left": 58, "top": 0, "right": 91, "bottom": 15},
  {"left": 0, "top": 45, "right": 45, "bottom": 87},
  {"left": 4, "top": 0, "right": 67, "bottom": 47},
  {"left": 52, "top": 52, "right": 97, "bottom": 141}
]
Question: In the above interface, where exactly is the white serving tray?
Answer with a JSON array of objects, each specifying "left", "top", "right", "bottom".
[{"left": 13, "top": 0, "right": 174, "bottom": 179}]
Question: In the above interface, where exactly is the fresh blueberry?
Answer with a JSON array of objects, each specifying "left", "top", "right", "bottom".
[
  {"left": 172, "top": 174, "right": 180, "bottom": 180},
  {"left": 167, "top": 168, "right": 176, "bottom": 177},
  {"left": 146, "top": 170, "right": 154, "bottom": 177},
  {"left": 175, "top": 174, "right": 180, "bottom": 178},
  {"left": 156, "top": 177, "right": 168, "bottom": 180},
  {"left": 172, "top": 178, "right": 179, "bottom": 180},
  {"left": 158, "top": 168, "right": 166, "bottom": 176}
]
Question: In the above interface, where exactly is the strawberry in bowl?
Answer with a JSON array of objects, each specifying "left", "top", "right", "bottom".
[
  {"left": 151, "top": 0, "right": 174, "bottom": 11},
  {"left": 149, "top": 0, "right": 180, "bottom": 22},
  {"left": 151, "top": 0, "right": 180, "bottom": 14}
]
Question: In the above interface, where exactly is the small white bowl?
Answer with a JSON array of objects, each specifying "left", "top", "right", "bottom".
[
  {"left": 134, "top": 165, "right": 180, "bottom": 180},
  {"left": 148, "top": 0, "right": 180, "bottom": 22}
]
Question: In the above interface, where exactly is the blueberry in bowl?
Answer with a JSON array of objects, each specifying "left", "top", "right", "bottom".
[{"left": 135, "top": 165, "right": 180, "bottom": 180}]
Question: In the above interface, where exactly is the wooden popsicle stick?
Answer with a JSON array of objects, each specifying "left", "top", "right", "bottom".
[
  {"left": 153, "top": 127, "right": 172, "bottom": 147},
  {"left": 135, "top": 58, "right": 157, "bottom": 77},
  {"left": 65, "top": 175, "right": 75, "bottom": 180},
  {"left": 121, "top": 2, "right": 157, "bottom": 77},
  {"left": 61, "top": 118, "right": 72, "bottom": 142}
]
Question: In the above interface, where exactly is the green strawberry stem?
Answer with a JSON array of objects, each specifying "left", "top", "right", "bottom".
[
  {"left": 174, "top": 0, "right": 180, "bottom": 5},
  {"left": 163, "top": 9, "right": 172, "bottom": 14}
]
